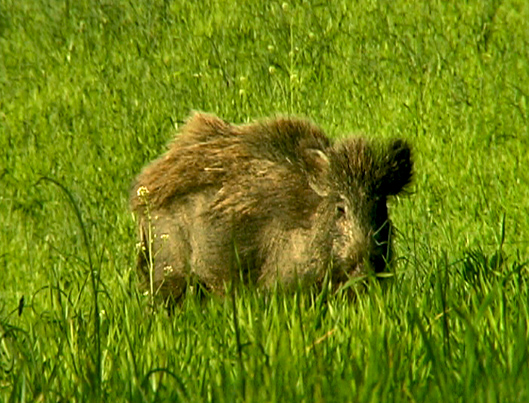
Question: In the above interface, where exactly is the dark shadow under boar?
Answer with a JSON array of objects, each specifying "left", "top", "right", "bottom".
[{"left": 131, "top": 113, "right": 413, "bottom": 302}]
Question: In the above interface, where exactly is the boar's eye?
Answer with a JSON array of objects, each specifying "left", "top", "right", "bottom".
[{"left": 336, "top": 201, "right": 347, "bottom": 217}]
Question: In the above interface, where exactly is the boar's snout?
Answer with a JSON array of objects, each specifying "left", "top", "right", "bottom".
[{"left": 332, "top": 206, "right": 393, "bottom": 281}]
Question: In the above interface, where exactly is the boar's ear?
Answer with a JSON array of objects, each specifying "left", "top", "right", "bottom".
[
  {"left": 379, "top": 139, "right": 413, "bottom": 196},
  {"left": 304, "top": 148, "right": 331, "bottom": 196}
]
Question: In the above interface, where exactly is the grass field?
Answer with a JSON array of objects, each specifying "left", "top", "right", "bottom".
[{"left": 1, "top": 0, "right": 529, "bottom": 401}]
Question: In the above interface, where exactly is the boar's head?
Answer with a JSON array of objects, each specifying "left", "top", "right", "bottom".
[{"left": 307, "top": 137, "right": 412, "bottom": 281}]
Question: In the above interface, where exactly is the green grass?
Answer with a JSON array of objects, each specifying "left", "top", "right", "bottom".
[{"left": 1, "top": 0, "right": 529, "bottom": 401}]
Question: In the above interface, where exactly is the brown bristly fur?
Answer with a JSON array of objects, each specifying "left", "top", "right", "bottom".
[{"left": 130, "top": 112, "right": 413, "bottom": 303}]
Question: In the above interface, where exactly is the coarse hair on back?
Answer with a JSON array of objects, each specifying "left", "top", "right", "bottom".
[{"left": 130, "top": 112, "right": 332, "bottom": 218}]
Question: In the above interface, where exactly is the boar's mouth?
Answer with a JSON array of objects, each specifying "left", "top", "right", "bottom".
[{"left": 331, "top": 249, "right": 390, "bottom": 283}]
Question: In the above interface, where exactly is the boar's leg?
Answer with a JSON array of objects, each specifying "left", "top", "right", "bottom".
[
  {"left": 143, "top": 191, "right": 239, "bottom": 299},
  {"left": 137, "top": 211, "right": 191, "bottom": 303}
]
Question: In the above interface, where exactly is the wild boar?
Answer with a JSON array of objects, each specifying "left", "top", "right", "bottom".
[{"left": 130, "top": 112, "right": 412, "bottom": 302}]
